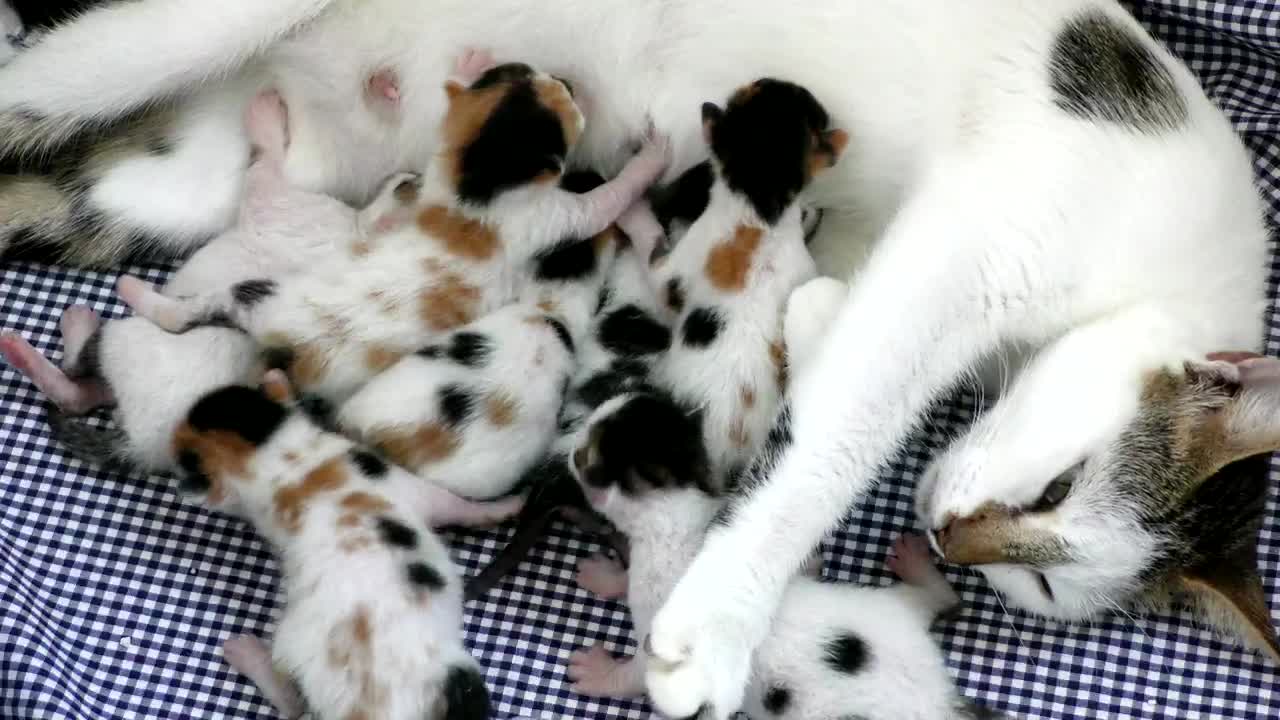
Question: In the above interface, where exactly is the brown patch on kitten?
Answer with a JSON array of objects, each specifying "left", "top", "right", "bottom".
[
  {"left": 440, "top": 83, "right": 509, "bottom": 186},
  {"left": 339, "top": 535, "right": 375, "bottom": 554},
  {"left": 364, "top": 345, "right": 402, "bottom": 373},
  {"left": 417, "top": 205, "right": 500, "bottom": 261},
  {"left": 290, "top": 343, "right": 330, "bottom": 389},
  {"left": 375, "top": 423, "right": 461, "bottom": 469},
  {"left": 351, "top": 238, "right": 372, "bottom": 257},
  {"left": 740, "top": 385, "right": 757, "bottom": 410},
  {"left": 274, "top": 457, "right": 348, "bottom": 533},
  {"left": 486, "top": 391, "right": 518, "bottom": 427},
  {"left": 594, "top": 226, "right": 619, "bottom": 255},
  {"left": 705, "top": 225, "right": 763, "bottom": 291},
  {"left": 283, "top": 451, "right": 301, "bottom": 465},
  {"left": 806, "top": 129, "right": 850, "bottom": 180},
  {"left": 393, "top": 177, "right": 420, "bottom": 204},
  {"left": 533, "top": 76, "right": 582, "bottom": 148},
  {"left": 537, "top": 298, "right": 559, "bottom": 314},
  {"left": 729, "top": 416, "right": 750, "bottom": 449},
  {"left": 728, "top": 81, "right": 761, "bottom": 106},
  {"left": 171, "top": 424, "right": 255, "bottom": 504},
  {"left": 340, "top": 491, "right": 394, "bottom": 516},
  {"left": 419, "top": 273, "right": 481, "bottom": 331},
  {"left": 769, "top": 339, "right": 788, "bottom": 389}
]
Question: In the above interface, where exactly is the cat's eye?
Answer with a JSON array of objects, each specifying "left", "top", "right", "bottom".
[{"left": 1031, "top": 467, "right": 1078, "bottom": 512}]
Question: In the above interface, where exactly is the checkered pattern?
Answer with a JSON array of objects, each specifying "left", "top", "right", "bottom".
[{"left": 2, "top": 2, "right": 1279, "bottom": 718}]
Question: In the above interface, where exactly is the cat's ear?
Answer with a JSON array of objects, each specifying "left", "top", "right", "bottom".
[
  {"left": 701, "top": 102, "right": 724, "bottom": 142},
  {"left": 1184, "top": 354, "right": 1280, "bottom": 471},
  {"left": 810, "top": 128, "right": 849, "bottom": 174},
  {"left": 444, "top": 80, "right": 466, "bottom": 101},
  {"left": 1178, "top": 541, "right": 1280, "bottom": 663}
]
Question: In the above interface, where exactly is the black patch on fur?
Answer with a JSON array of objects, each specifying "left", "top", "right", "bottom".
[
  {"left": 187, "top": 386, "right": 288, "bottom": 445},
  {"left": 705, "top": 80, "right": 836, "bottom": 224},
  {"left": 447, "top": 332, "right": 492, "bottom": 368},
  {"left": 545, "top": 316, "right": 575, "bottom": 353},
  {"left": 406, "top": 561, "right": 447, "bottom": 590},
  {"left": 762, "top": 685, "right": 792, "bottom": 715},
  {"left": 457, "top": 70, "right": 569, "bottom": 204},
  {"left": 578, "top": 392, "right": 712, "bottom": 495},
  {"left": 145, "top": 134, "right": 174, "bottom": 157},
  {"left": 559, "top": 169, "right": 606, "bottom": 194},
  {"left": 651, "top": 161, "right": 714, "bottom": 230},
  {"left": 599, "top": 305, "right": 671, "bottom": 356},
  {"left": 376, "top": 517, "right": 419, "bottom": 549},
  {"left": 297, "top": 393, "right": 336, "bottom": 432},
  {"left": 665, "top": 277, "right": 686, "bottom": 313},
  {"left": 594, "top": 284, "right": 614, "bottom": 315},
  {"left": 175, "top": 449, "right": 212, "bottom": 495},
  {"left": 681, "top": 307, "right": 723, "bottom": 348},
  {"left": 823, "top": 633, "right": 870, "bottom": 675},
  {"left": 349, "top": 449, "right": 388, "bottom": 479},
  {"left": 469, "top": 63, "right": 536, "bottom": 90},
  {"left": 261, "top": 346, "right": 295, "bottom": 371},
  {"left": 442, "top": 664, "right": 492, "bottom": 720},
  {"left": 231, "top": 278, "right": 276, "bottom": 308},
  {"left": 66, "top": 327, "right": 104, "bottom": 380},
  {"left": 574, "top": 363, "right": 653, "bottom": 410},
  {"left": 533, "top": 237, "right": 598, "bottom": 281},
  {"left": 438, "top": 385, "right": 477, "bottom": 427},
  {"left": 416, "top": 344, "right": 443, "bottom": 360},
  {"left": 1049, "top": 10, "right": 1187, "bottom": 132}
]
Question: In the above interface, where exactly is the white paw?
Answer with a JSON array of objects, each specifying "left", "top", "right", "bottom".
[{"left": 645, "top": 585, "right": 754, "bottom": 720}]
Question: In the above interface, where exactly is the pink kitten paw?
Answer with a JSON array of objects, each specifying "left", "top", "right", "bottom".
[
  {"left": 244, "top": 89, "right": 289, "bottom": 155},
  {"left": 452, "top": 47, "right": 496, "bottom": 86},
  {"left": 887, "top": 533, "right": 938, "bottom": 585},
  {"left": 576, "top": 554, "right": 628, "bottom": 600},
  {"left": 567, "top": 644, "right": 642, "bottom": 697}
]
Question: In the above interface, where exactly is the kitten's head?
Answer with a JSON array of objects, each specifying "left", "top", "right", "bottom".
[
  {"left": 701, "top": 79, "right": 849, "bottom": 224},
  {"left": 441, "top": 62, "right": 583, "bottom": 204},
  {"left": 567, "top": 391, "right": 712, "bottom": 529},
  {"left": 923, "top": 355, "right": 1280, "bottom": 662}
]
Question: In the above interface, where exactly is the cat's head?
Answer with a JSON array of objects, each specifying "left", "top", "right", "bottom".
[
  {"left": 921, "top": 354, "right": 1280, "bottom": 662},
  {"left": 567, "top": 390, "right": 712, "bottom": 531},
  {"left": 441, "top": 62, "right": 583, "bottom": 204},
  {"left": 701, "top": 78, "right": 848, "bottom": 224}
]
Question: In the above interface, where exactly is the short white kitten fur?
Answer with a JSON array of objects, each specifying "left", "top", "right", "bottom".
[{"left": 0, "top": 2, "right": 1272, "bottom": 717}]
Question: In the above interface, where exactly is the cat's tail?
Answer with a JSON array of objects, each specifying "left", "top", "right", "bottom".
[{"left": 0, "top": 0, "right": 337, "bottom": 160}]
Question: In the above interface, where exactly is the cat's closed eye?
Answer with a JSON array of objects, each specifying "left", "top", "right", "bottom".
[{"left": 1031, "top": 465, "right": 1078, "bottom": 512}]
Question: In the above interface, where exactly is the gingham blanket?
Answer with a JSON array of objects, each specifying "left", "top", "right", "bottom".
[{"left": 2, "top": 2, "right": 1279, "bottom": 718}]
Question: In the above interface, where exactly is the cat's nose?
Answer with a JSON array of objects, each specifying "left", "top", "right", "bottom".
[{"left": 931, "top": 515, "right": 957, "bottom": 557}]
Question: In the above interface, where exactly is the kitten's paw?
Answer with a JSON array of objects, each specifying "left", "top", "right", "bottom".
[
  {"left": 889, "top": 533, "right": 959, "bottom": 610},
  {"left": 567, "top": 644, "right": 636, "bottom": 697},
  {"left": 645, "top": 583, "right": 754, "bottom": 720},
  {"left": 452, "top": 47, "right": 496, "bottom": 85},
  {"left": 576, "top": 554, "right": 628, "bottom": 600},
  {"left": 116, "top": 276, "right": 189, "bottom": 332}
]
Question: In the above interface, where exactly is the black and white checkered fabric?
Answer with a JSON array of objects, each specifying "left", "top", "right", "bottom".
[{"left": 2, "top": 2, "right": 1279, "bottom": 718}]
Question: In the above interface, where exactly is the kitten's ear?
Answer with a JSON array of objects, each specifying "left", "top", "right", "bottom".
[
  {"left": 1178, "top": 546, "right": 1280, "bottom": 663},
  {"left": 701, "top": 102, "right": 723, "bottom": 142},
  {"left": 808, "top": 128, "right": 850, "bottom": 177},
  {"left": 1185, "top": 355, "right": 1280, "bottom": 470},
  {"left": 260, "top": 369, "right": 295, "bottom": 405},
  {"left": 444, "top": 80, "right": 466, "bottom": 101}
]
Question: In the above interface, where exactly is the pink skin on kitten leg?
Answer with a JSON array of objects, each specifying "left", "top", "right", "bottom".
[
  {"left": 576, "top": 554, "right": 628, "bottom": 600},
  {"left": 886, "top": 533, "right": 938, "bottom": 586},
  {"left": 567, "top": 644, "right": 646, "bottom": 698},
  {"left": 222, "top": 635, "right": 308, "bottom": 719},
  {"left": 116, "top": 276, "right": 192, "bottom": 332},
  {"left": 59, "top": 305, "right": 101, "bottom": 368},
  {"left": 244, "top": 89, "right": 290, "bottom": 161},
  {"left": 0, "top": 333, "right": 111, "bottom": 413},
  {"left": 414, "top": 482, "right": 524, "bottom": 529}
]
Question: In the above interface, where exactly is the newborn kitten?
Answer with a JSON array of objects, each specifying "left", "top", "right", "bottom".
[
  {"left": 0, "top": 89, "right": 355, "bottom": 472},
  {"left": 177, "top": 372, "right": 516, "bottom": 720},
  {"left": 337, "top": 169, "right": 625, "bottom": 500},
  {"left": 119, "top": 55, "right": 670, "bottom": 406},
  {"left": 567, "top": 394, "right": 1004, "bottom": 720},
  {"left": 642, "top": 79, "right": 845, "bottom": 486}
]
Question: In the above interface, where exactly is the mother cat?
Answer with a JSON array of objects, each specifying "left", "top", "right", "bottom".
[{"left": 1, "top": 1, "right": 1277, "bottom": 717}]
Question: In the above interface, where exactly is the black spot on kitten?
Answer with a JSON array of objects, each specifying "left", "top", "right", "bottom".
[
  {"left": 457, "top": 74, "right": 568, "bottom": 204},
  {"left": 186, "top": 386, "right": 288, "bottom": 446},
  {"left": 665, "top": 277, "right": 686, "bottom": 313},
  {"left": 823, "top": 633, "right": 870, "bottom": 675},
  {"left": 297, "top": 392, "right": 336, "bottom": 431},
  {"left": 595, "top": 284, "right": 614, "bottom": 315},
  {"left": 447, "top": 332, "right": 492, "bottom": 368},
  {"left": 376, "top": 516, "right": 419, "bottom": 549},
  {"left": 762, "top": 685, "right": 792, "bottom": 715},
  {"left": 580, "top": 391, "right": 712, "bottom": 495},
  {"left": 406, "top": 561, "right": 447, "bottom": 590},
  {"left": 231, "top": 278, "right": 276, "bottom": 308},
  {"left": 348, "top": 449, "right": 388, "bottom": 479},
  {"left": 681, "top": 307, "right": 723, "bottom": 348},
  {"left": 559, "top": 169, "right": 606, "bottom": 194},
  {"left": 262, "top": 346, "right": 295, "bottom": 371},
  {"left": 651, "top": 161, "right": 714, "bottom": 230},
  {"left": 176, "top": 449, "right": 212, "bottom": 494},
  {"left": 533, "top": 237, "right": 598, "bottom": 282},
  {"left": 705, "top": 80, "right": 834, "bottom": 224},
  {"left": 469, "top": 62, "right": 536, "bottom": 90},
  {"left": 599, "top": 305, "right": 671, "bottom": 356},
  {"left": 545, "top": 315, "right": 575, "bottom": 353},
  {"left": 1048, "top": 9, "right": 1187, "bottom": 132},
  {"left": 438, "top": 385, "right": 477, "bottom": 427},
  {"left": 574, "top": 368, "right": 649, "bottom": 410},
  {"left": 441, "top": 664, "right": 492, "bottom": 720}
]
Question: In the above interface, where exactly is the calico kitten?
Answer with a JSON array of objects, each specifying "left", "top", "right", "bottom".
[
  {"left": 176, "top": 372, "right": 516, "bottom": 720},
  {"left": 118, "top": 55, "right": 670, "bottom": 405},
  {"left": 640, "top": 79, "right": 844, "bottom": 486},
  {"left": 0, "top": 89, "right": 355, "bottom": 472}
]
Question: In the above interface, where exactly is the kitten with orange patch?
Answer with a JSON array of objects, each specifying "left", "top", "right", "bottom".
[
  {"left": 118, "top": 51, "right": 670, "bottom": 406},
  {"left": 635, "top": 79, "right": 847, "bottom": 486},
  {"left": 175, "top": 371, "right": 513, "bottom": 720}
]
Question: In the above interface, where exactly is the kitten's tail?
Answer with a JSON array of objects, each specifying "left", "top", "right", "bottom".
[
  {"left": 0, "top": 0, "right": 337, "bottom": 160},
  {"left": 46, "top": 406, "right": 139, "bottom": 473}
]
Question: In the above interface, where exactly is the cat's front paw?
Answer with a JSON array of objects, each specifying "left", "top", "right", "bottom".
[{"left": 645, "top": 576, "right": 755, "bottom": 720}]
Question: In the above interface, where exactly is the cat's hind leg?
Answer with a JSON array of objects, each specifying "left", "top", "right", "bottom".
[
  {"left": 887, "top": 533, "right": 960, "bottom": 621},
  {"left": 0, "top": 333, "right": 111, "bottom": 413},
  {"left": 222, "top": 635, "right": 308, "bottom": 719}
]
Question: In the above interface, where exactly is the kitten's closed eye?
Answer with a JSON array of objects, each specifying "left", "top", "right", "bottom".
[{"left": 1030, "top": 465, "right": 1078, "bottom": 512}]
